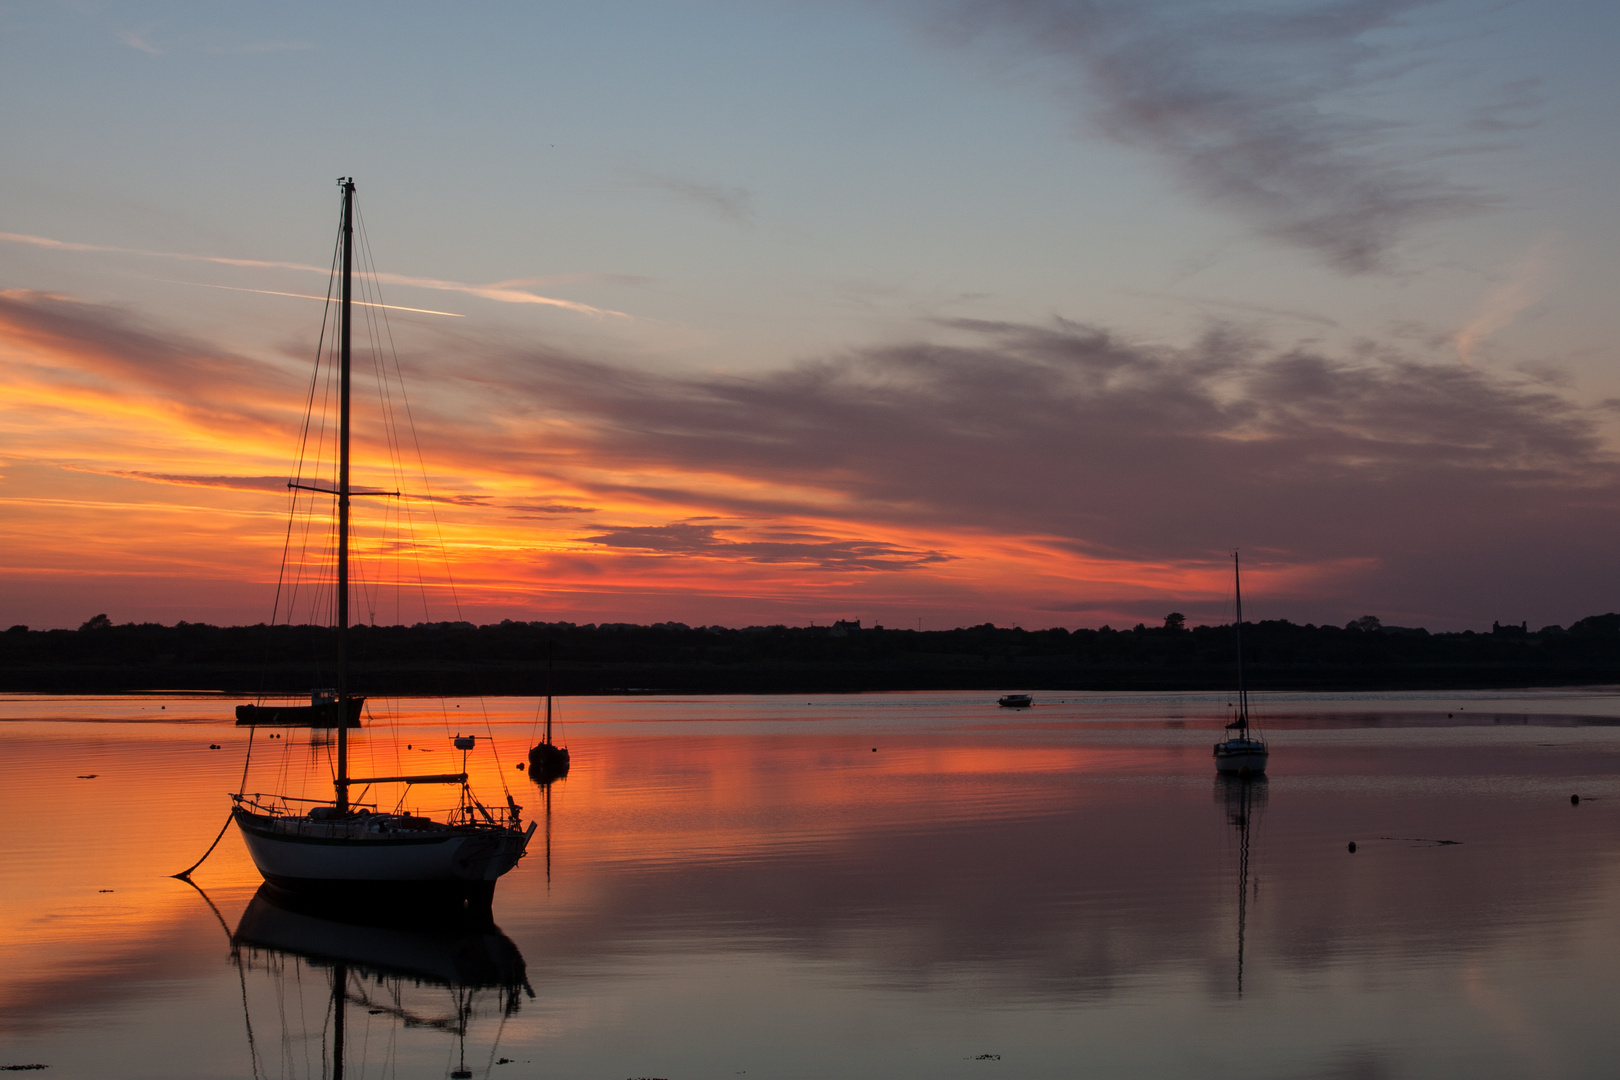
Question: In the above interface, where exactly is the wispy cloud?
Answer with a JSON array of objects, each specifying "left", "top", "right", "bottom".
[
  {"left": 1454, "top": 234, "right": 1558, "bottom": 365},
  {"left": 584, "top": 522, "right": 953, "bottom": 570},
  {"left": 116, "top": 25, "right": 315, "bottom": 56},
  {"left": 908, "top": 0, "right": 1494, "bottom": 272},
  {"left": 203, "top": 38, "right": 314, "bottom": 55},
  {"left": 111, "top": 471, "right": 291, "bottom": 492},
  {"left": 0, "top": 231, "right": 626, "bottom": 318},
  {"left": 632, "top": 174, "right": 757, "bottom": 226},
  {"left": 116, "top": 26, "right": 164, "bottom": 54}
]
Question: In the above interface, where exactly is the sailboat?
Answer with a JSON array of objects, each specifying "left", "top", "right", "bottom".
[
  {"left": 230, "top": 179, "right": 535, "bottom": 905},
  {"left": 528, "top": 647, "right": 570, "bottom": 781},
  {"left": 528, "top": 692, "right": 570, "bottom": 781},
  {"left": 1213, "top": 550, "right": 1269, "bottom": 775}
]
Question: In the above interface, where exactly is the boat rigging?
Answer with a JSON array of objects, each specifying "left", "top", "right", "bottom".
[
  {"left": 229, "top": 178, "right": 534, "bottom": 906},
  {"left": 1213, "top": 550, "right": 1269, "bottom": 776}
]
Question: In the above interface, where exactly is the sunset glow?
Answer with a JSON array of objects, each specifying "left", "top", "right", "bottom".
[{"left": 4, "top": 4, "right": 1619, "bottom": 631}]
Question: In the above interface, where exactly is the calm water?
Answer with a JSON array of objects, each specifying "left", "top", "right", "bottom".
[{"left": 4, "top": 689, "right": 1620, "bottom": 1079}]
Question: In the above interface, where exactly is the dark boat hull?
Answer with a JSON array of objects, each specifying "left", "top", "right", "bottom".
[
  {"left": 1213, "top": 737, "right": 1269, "bottom": 776},
  {"left": 235, "top": 697, "right": 365, "bottom": 727},
  {"left": 232, "top": 806, "right": 534, "bottom": 905},
  {"left": 528, "top": 741, "right": 570, "bottom": 781}
]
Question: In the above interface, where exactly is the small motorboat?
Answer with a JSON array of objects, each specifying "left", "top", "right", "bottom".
[{"left": 998, "top": 693, "right": 1033, "bottom": 708}]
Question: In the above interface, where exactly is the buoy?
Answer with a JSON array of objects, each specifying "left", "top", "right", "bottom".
[
  {"left": 872, "top": 747, "right": 877, "bottom": 752},
  {"left": 1348, "top": 841, "right": 1357, "bottom": 853},
  {"left": 1571, "top": 794, "right": 1580, "bottom": 805},
  {"left": 517, "top": 762, "right": 525, "bottom": 770}
]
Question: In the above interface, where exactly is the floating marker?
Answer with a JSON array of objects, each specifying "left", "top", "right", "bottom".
[{"left": 1348, "top": 841, "right": 1357, "bottom": 853}]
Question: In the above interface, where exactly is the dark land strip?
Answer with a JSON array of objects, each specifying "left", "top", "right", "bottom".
[{"left": 5, "top": 615, "right": 1620, "bottom": 695}]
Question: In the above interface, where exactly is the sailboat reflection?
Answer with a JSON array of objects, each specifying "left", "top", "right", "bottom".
[
  {"left": 1215, "top": 774, "right": 1267, "bottom": 995},
  {"left": 232, "top": 886, "right": 531, "bottom": 1078},
  {"left": 527, "top": 772, "right": 558, "bottom": 887}
]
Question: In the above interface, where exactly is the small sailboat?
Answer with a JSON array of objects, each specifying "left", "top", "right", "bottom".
[
  {"left": 1213, "top": 550, "right": 1269, "bottom": 775},
  {"left": 230, "top": 179, "right": 534, "bottom": 906},
  {"left": 997, "top": 693, "right": 1033, "bottom": 708},
  {"left": 527, "top": 643, "right": 570, "bottom": 781},
  {"left": 528, "top": 692, "right": 570, "bottom": 781}
]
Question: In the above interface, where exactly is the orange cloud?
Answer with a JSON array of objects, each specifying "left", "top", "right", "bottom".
[{"left": 4, "top": 289, "right": 1613, "bottom": 630}]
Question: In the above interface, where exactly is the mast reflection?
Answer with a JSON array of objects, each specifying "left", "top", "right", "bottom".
[
  {"left": 528, "top": 769, "right": 559, "bottom": 887},
  {"left": 231, "top": 885, "right": 531, "bottom": 1079},
  {"left": 1215, "top": 774, "right": 1266, "bottom": 996}
]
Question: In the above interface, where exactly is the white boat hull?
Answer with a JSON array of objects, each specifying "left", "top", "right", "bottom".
[
  {"left": 233, "top": 808, "right": 533, "bottom": 900},
  {"left": 1213, "top": 739, "right": 1269, "bottom": 776}
]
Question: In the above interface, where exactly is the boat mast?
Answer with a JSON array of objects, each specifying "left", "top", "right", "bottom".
[
  {"left": 336, "top": 177, "right": 354, "bottom": 814},
  {"left": 1234, "top": 550, "right": 1248, "bottom": 732}
]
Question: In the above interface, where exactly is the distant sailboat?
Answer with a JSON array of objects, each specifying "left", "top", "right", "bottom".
[
  {"left": 528, "top": 646, "right": 570, "bottom": 781},
  {"left": 1213, "top": 551, "right": 1269, "bottom": 776},
  {"left": 230, "top": 179, "right": 534, "bottom": 905}
]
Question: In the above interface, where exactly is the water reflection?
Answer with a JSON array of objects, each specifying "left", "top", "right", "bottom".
[
  {"left": 1216, "top": 774, "right": 1266, "bottom": 996},
  {"left": 9, "top": 694, "right": 1620, "bottom": 1078},
  {"left": 231, "top": 886, "right": 530, "bottom": 1079}
]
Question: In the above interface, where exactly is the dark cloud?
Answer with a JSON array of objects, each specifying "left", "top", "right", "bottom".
[
  {"left": 907, "top": 0, "right": 1497, "bottom": 272},
  {"left": 10, "top": 287, "right": 1618, "bottom": 626},
  {"left": 0, "top": 288, "right": 298, "bottom": 430},
  {"left": 457, "top": 315, "right": 1620, "bottom": 625},
  {"left": 584, "top": 522, "right": 954, "bottom": 571},
  {"left": 505, "top": 503, "right": 597, "bottom": 516},
  {"left": 118, "top": 471, "right": 290, "bottom": 492}
]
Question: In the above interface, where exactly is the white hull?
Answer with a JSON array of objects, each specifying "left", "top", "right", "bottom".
[
  {"left": 234, "top": 808, "right": 534, "bottom": 893},
  {"left": 1213, "top": 739, "right": 1269, "bottom": 775}
]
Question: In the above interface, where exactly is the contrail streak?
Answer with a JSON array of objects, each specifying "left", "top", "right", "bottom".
[
  {"left": 168, "top": 279, "right": 464, "bottom": 317},
  {"left": 0, "top": 230, "right": 626, "bottom": 318}
]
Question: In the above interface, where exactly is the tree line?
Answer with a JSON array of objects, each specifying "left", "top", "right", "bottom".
[{"left": 3, "top": 611, "right": 1619, "bottom": 694}]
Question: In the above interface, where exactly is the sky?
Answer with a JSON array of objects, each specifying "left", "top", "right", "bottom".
[{"left": 3, "top": 0, "right": 1620, "bottom": 632}]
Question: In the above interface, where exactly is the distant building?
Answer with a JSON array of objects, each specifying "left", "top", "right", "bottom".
[{"left": 829, "top": 619, "right": 861, "bottom": 638}]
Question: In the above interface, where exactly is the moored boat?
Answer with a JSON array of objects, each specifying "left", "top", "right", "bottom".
[
  {"left": 229, "top": 179, "right": 533, "bottom": 906},
  {"left": 235, "top": 688, "right": 363, "bottom": 727},
  {"left": 998, "top": 693, "right": 1033, "bottom": 708},
  {"left": 527, "top": 657, "right": 570, "bottom": 782},
  {"left": 1214, "top": 550, "right": 1269, "bottom": 776}
]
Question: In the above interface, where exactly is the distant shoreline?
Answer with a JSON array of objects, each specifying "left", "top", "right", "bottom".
[
  {"left": 5, "top": 617, "right": 1619, "bottom": 696},
  {"left": 6, "top": 663, "right": 1620, "bottom": 698}
]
